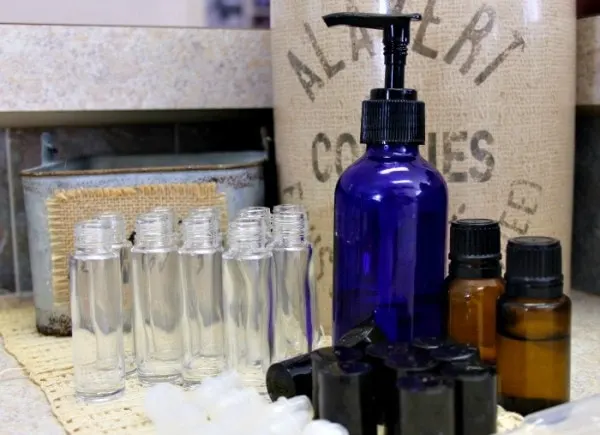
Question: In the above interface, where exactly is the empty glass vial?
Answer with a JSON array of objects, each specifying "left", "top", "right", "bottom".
[
  {"left": 132, "top": 212, "right": 183, "bottom": 384},
  {"left": 179, "top": 213, "right": 224, "bottom": 383},
  {"left": 151, "top": 206, "right": 180, "bottom": 242},
  {"left": 271, "top": 208, "right": 321, "bottom": 362},
  {"left": 70, "top": 219, "right": 125, "bottom": 401},
  {"left": 151, "top": 206, "right": 177, "bottom": 228},
  {"left": 497, "top": 237, "right": 571, "bottom": 415},
  {"left": 96, "top": 212, "right": 135, "bottom": 375},
  {"left": 273, "top": 204, "right": 306, "bottom": 215},
  {"left": 189, "top": 206, "right": 223, "bottom": 246},
  {"left": 237, "top": 207, "right": 272, "bottom": 242},
  {"left": 447, "top": 219, "right": 504, "bottom": 364},
  {"left": 222, "top": 217, "right": 272, "bottom": 389}
]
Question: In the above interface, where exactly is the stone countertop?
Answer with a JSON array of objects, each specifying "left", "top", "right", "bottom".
[
  {"left": 0, "top": 289, "right": 598, "bottom": 434},
  {"left": 0, "top": 25, "right": 271, "bottom": 126}
]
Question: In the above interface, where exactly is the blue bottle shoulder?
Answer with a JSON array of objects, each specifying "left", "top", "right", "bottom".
[{"left": 333, "top": 144, "right": 448, "bottom": 343}]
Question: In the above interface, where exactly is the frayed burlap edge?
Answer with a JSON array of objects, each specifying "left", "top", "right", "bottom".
[{"left": 46, "top": 183, "right": 227, "bottom": 308}]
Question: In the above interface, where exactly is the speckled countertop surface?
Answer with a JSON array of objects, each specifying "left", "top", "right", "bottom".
[
  {"left": 0, "top": 289, "right": 598, "bottom": 434},
  {"left": 0, "top": 25, "right": 271, "bottom": 113}
]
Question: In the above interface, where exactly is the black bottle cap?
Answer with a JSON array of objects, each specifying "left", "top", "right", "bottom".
[
  {"left": 265, "top": 353, "right": 312, "bottom": 402},
  {"left": 311, "top": 346, "right": 364, "bottom": 418},
  {"left": 398, "top": 374, "right": 455, "bottom": 435},
  {"left": 411, "top": 337, "right": 447, "bottom": 353},
  {"left": 336, "top": 317, "right": 388, "bottom": 351},
  {"left": 318, "top": 362, "right": 377, "bottom": 435},
  {"left": 430, "top": 343, "right": 479, "bottom": 365},
  {"left": 381, "top": 351, "right": 440, "bottom": 432},
  {"left": 449, "top": 219, "right": 501, "bottom": 279},
  {"left": 323, "top": 12, "right": 424, "bottom": 145},
  {"left": 365, "top": 342, "right": 411, "bottom": 364},
  {"left": 441, "top": 364, "right": 497, "bottom": 435},
  {"left": 385, "top": 351, "right": 438, "bottom": 376},
  {"left": 505, "top": 236, "right": 563, "bottom": 298},
  {"left": 363, "top": 342, "right": 410, "bottom": 425}
]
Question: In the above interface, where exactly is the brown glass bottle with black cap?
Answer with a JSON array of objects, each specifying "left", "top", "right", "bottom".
[
  {"left": 447, "top": 219, "right": 504, "bottom": 364},
  {"left": 497, "top": 236, "right": 571, "bottom": 415}
]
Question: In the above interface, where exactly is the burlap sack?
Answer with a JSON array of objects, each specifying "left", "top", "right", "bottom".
[
  {"left": 272, "top": 0, "right": 576, "bottom": 332},
  {"left": 577, "top": 16, "right": 600, "bottom": 105}
]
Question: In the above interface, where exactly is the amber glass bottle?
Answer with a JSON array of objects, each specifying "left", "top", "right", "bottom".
[
  {"left": 497, "top": 237, "right": 571, "bottom": 416},
  {"left": 447, "top": 219, "right": 504, "bottom": 364}
]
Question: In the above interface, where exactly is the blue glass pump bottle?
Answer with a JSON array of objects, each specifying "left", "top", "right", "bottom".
[{"left": 323, "top": 12, "right": 449, "bottom": 343}]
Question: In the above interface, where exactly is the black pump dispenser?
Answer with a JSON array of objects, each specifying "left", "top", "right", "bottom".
[{"left": 322, "top": 12, "right": 424, "bottom": 145}]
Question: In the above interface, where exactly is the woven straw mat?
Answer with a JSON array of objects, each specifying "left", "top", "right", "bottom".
[
  {"left": 0, "top": 305, "right": 523, "bottom": 434},
  {"left": 46, "top": 183, "right": 227, "bottom": 308}
]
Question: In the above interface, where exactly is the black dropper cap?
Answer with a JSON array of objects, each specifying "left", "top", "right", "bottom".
[
  {"left": 311, "top": 346, "right": 363, "bottom": 418},
  {"left": 441, "top": 364, "right": 497, "bottom": 435},
  {"left": 318, "top": 361, "right": 377, "bottom": 435},
  {"left": 265, "top": 353, "right": 313, "bottom": 402},
  {"left": 383, "top": 352, "right": 439, "bottom": 433},
  {"left": 411, "top": 337, "right": 448, "bottom": 353},
  {"left": 365, "top": 342, "right": 412, "bottom": 364},
  {"left": 430, "top": 343, "right": 480, "bottom": 369},
  {"left": 363, "top": 342, "right": 412, "bottom": 424},
  {"left": 449, "top": 219, "right": 502, "bottom": 279},
  {"left": 398, "top": 374, "right": 455, "bottom": 435},
  {"left": 336, "top": 315, "right": 388, "bottom": 351},
  {"left": 505, "top": 236, "right": 563, "bottom": 299},
  {"left": 323, "top": 12, "right": 424, "bottom": 145}
]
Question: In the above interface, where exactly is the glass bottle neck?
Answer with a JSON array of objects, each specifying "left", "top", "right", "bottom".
[
  {"left": 449, "top": 259, "right": 502, "bottom": 280},
  {"left": 365, "top": 142, "right": 421, "bottom": 158}
]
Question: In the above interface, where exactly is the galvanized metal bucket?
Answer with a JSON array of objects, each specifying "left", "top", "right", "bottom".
[{"left": 21, "top": 151, "right": 267, "bottom": 335}]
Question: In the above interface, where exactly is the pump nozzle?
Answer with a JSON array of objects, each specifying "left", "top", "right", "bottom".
[
  {"left": 322, "top": 12, "right": 425, "bottom": 145},
  {"left": 323, "top": 12, "right": 421, "bottom": 89}
]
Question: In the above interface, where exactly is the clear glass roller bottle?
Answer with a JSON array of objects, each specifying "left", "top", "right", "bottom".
[
  {"left": 189, "top": 206, "right": 223, "bottom": 247},
  {"left": 237, "top": 207, "right": 272, "bottom": 243},
  {"left": 271, "top": 209, "right": 321, "bottom": 362},
  {"left": 96, "top": 212, "right": 135, "bottom": 375},
  {"left": 222, "top": 217, "right": 272, "bottom": 389},
  {"left": 70, "top": 219, "right": 125, "bottom": 401},
  {"left": 131, "top": 212, "right": 183, "bottom": 384},
  {"left": 179, "top": 213, "right": 224, "bottom": 383}
]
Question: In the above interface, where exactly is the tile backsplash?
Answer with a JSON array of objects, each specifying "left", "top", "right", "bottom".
[{"left": 1, "top": 116, "right": 272, "bottom": 293}]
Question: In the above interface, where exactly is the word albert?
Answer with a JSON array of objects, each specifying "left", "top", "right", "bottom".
[{"left": 288, "top": 0, "right": 526, "bottom": 102}]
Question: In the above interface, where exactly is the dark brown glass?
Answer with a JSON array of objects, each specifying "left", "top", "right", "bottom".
[
  {"left": 496, "top": 295, "right": 571, "bottom": 415},
  {"left": 448, "top": 277, "right": 504, "bottom": 364}
]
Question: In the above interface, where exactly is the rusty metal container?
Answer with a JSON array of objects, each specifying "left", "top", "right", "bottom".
[{"left": 21, "top": 151, "right": 267, "bottom": 335}]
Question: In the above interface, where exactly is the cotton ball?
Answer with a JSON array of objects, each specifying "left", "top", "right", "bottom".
[
  {"left": 153, "top": 403, "right": 211, "bottom": 435},
  {"left": 144, "top": 383, "right": 188, "bottom": 425},
  {"left": 302, "top": 420, "right": 350, "bottom": 435},
  {"left": 262, "top": 412, "right": 305, "bottom": 435},
  {"left": 188, "top": 371, "right": 244, "bottom": 410},
  {"left": 207, "top": 387, "right": 268, "bottom": 423},
  {"left": 273, "top": 396, "right": 313, "bottom": 418}
]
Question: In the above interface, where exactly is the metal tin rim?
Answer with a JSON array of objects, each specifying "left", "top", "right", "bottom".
[{"left": 20, "top": 153, "right": 268, "bottom": 178}]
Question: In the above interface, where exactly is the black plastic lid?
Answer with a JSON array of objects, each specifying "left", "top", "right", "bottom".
[
  {"left": 322, "top": 12, "right": 425, "bottom": 145},
  {"left": 398, "top": 374, "right": 455, "bottom": 435},
  {"left": 505, "top": 236, "right": 563, "bottom": 299},
  {"left": 311, "top": 346, "right": 364, "bottom": 418},
  {"left": 411, "top": 337, "right": 447, "bottom": 352},
  {"left": 449, "top": 219, "right": 501, "bottom": 279},
  {"left": 430, "top": 344, "right": 479, "bottom": 365},
  {"left": 336, "top": 317, "right": 388, "bottom": 351},
  {"left": 384, "top": 351, "right": 438, "bottom": 376},
  {"left": 311, "top": 346, "right": 364, "bottom": 370},
  {"left": 318, "top": 362, "right": 377, "bottom": 435},
  {"left": 440, "top": 364, "right": 497, "bottom": 435},
  {"left": 265, "top": 353, "right": 312, "bottom": 402},
  {"left": 365, "top": 342, "right": 411, "bottom": 364}
]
